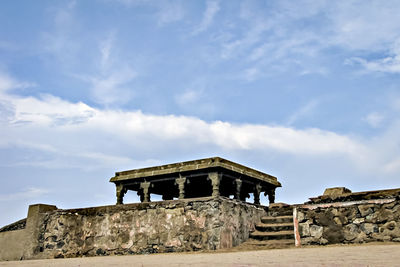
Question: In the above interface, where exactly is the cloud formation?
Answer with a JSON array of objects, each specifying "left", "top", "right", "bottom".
[
  {"left": 192, "top": 0, "right": 220, "bottom": 35},
  {"left": 1, "top": 71, "right": 400, "bottom": 178}
]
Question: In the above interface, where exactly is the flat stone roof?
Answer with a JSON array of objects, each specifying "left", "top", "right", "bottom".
[{"left": 110, "top": 157, "right": 281, "bottom": 187}]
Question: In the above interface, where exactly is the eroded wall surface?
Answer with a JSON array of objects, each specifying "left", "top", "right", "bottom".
[
  {"left": 297, "top": 199, "right": 400, "bottom": 245},
  {"left": 31, "top": 197, "right": 264, "bottom": 259},
  {"left": 0, "top": 229, "right": 27, "bottom": 261}
]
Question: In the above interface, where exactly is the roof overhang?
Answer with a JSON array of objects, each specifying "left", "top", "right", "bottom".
[{"left": 110, "top": 157, "right": 281, "bottom": 187}]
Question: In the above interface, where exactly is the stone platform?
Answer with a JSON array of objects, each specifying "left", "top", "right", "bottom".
[{"left": 0, "top": 197, "right": 266, "bottom": 261}]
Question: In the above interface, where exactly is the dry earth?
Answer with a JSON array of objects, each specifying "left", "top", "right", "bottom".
[{"left": 1, "top": 243, "right": 400, "bottom": 267}]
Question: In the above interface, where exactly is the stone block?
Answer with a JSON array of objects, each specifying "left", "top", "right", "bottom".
[
  {"left": 323, "top": 187, "right": 352, "bottom": 196},
  {"left": 353, "top": 218, "right": 365, "bottom": 224},
  {"left": 333, "top": 217, "right": 342, "bottom": 225},
  {"left": 358, "top": 205, "right": 374, "bottom": 217},
  {"left": 372, "top": 207, "right": 393, "bottom": 223},
  {"left": 353, "top": 231, "right": 368, "bottom": 243},
  {"left": 319, "top": 238, "right": 328, "bottom": 245},
  {"left": 297, "top": 211, "right": 305, "bottom": 223},
  {"left": 299, "top": 222, "right": 310, "bottom": 237},
  {"left": 322, "top": 224, "right": 344, "bottom": 243},
  {"left": 309, "top": 225, "right": 323, "bottom": 239},
  {"left": 360, "top": 223, "right": 378, "bottom": 234},
  {"left": 343, "top": 224, "right": 359, "bottom": 241}
]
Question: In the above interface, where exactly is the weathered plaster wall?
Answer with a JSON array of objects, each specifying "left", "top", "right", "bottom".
[
  {"left": 27, "top": 197, "right": 265, "bottom": 259},
  {"left": 297, "top": 199, "right": 400, "bottom": 245},
  {"left": 0, "top": 229, "right": 26, "bottom": 261}
]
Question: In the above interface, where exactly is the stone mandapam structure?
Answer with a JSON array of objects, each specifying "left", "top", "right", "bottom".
[
  {"left": 110, "top": 157, "right": 281, "bottom": 205},
  {"left": 0, "top": 157, "right": 279, "bottom": 261},
  {"left": 2, "top": 157, "right": 400, "bottom": 261}
]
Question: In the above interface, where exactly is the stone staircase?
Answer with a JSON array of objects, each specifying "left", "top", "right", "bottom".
[{"left": 243, "top": 204, "right": 295, "bottom": 249}]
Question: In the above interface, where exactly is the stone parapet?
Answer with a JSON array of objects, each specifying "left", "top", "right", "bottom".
[{"left": 17, "top": 197, "right": 265, "bottom": 259}]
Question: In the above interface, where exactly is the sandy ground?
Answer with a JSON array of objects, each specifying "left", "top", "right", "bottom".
[{"left": 1, "top": 243, "right": 400, "bottom": 267}]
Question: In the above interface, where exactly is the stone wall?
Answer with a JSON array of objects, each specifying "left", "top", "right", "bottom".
[
  {"left": 0, "top": 218, "right": 26, "bottom": 232},
  {"left": 0, "top": 229, "right": 27, "bottom": 261},
  {"left": 296, "top": 199, "right": 400, "bottom": 245},
  {"left": 0, "top": 197, "right": 265, "bottom": 260}
]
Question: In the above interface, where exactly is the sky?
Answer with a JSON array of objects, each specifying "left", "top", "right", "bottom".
[{"left": 1, "top": 0, "right": 400, "bottom": 227}]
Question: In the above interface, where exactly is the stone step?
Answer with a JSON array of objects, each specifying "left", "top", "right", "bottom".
[
  {"left": 267, "top": 203, "right": 293, "bottom": 216},
  {"left": 255, "top": 222, "right": 294, "bottom": 232},
  {"left": 261, "top": 215, "right": 293, "bottom": 224},
  {"left": 268, "top": 210, "right": 293, "bottom": 216},
  {"left": 250, "top": 230, "right": 294, "bottom": 241},
  {"left": 245, "top": 239, "right": 295, "bottom": 248}
]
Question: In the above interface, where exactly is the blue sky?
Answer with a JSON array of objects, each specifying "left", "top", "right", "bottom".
[{"left": 1, "top": 0, "right": 400, "bottom": 226}]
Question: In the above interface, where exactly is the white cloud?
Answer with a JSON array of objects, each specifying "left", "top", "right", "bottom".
[
  {"left": 192, "top": 0, "right": 220, "bottom": 35},
  {"left": 99, "top": 33, "right": 114, "bottom": 69},
  {"left": 157, "top": 1, "right": 185, "bottom": 26},
  {"left": 67, "top": 32, "right": 137, "bottom": 106},
  {"left": 287, "top": 100, "right": 319, "bottom": 125},
  {"left": 0, "top": 187, "right": 49, "bottom": 202},
  {"left": 214, "top": 1, "right": 400, "bottom": 77},
  {"left": 0, "top": 72, "right": 35, "bottom": 94},
  {"left": 86, "top": 67, "right": 136, "bottom": 106},
  {"left": 364, "top": 112, "right": 384, "bottom": 128},
  {"left": 2, "top": 76, "right": 396, "bottom": 177},
  {"left": 346, "top": 40, "right": 400, "bottom": 74},
  {"left": 175, "top": 89, "right": 202, "bottom": 106},
  {"left": 42, "top": 1, "right": 80, "bottom": 65}
]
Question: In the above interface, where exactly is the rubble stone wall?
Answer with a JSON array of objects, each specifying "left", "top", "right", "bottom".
[
  {"left": 297, "top": 199, "right": 400, "bottom": 245},
  {"left": 32, "top": 197, "right": 264, "bottom": 259}
]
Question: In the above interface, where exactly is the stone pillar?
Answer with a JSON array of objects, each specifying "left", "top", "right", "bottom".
[
  {"left": 209, "top": 172, "right": 221, "bottom": 197},
  {"left": 140, "top": 182, "right": 151, "bottom": 202},
  {"left": 254, "top": 183, "right": 262, "bottom": 205},
  {"left": 24, "top": 204, "right": 58, "bottom": 259},
  {"left": 234, "top": 179, "right": 242, "bottom": 200},
  {"left": 116, "top": 184, "right": 127, "bottom": 205},
  {"left": 175, "top": 177, "right": 186, "bottom": 199},
  {"left": 265, "top": 188, "right": 275, "bottom": 204}
]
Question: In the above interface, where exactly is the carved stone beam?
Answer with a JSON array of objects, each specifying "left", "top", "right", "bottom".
[
  {"left": 175, "top": 176, "right": 186, "bottom": 199},
  {"left": 254, "top": 183, "right": 262, "bottom": 205},
  {"left": 140, "top": 182, "right": 151, "bottom": 202},
  {"left": 234, "top": 179, "right": 242, "bottom": 200},
  {"left": 208, "top": 172, "right": 221, "bottom": 197},
  {"left": 116, "top": 184, "right": 127, "bottom": 205}
]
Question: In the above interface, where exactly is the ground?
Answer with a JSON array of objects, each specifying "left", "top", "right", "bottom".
[{"left": 1, "top": 243, "right": 400, "bottom": 266}]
